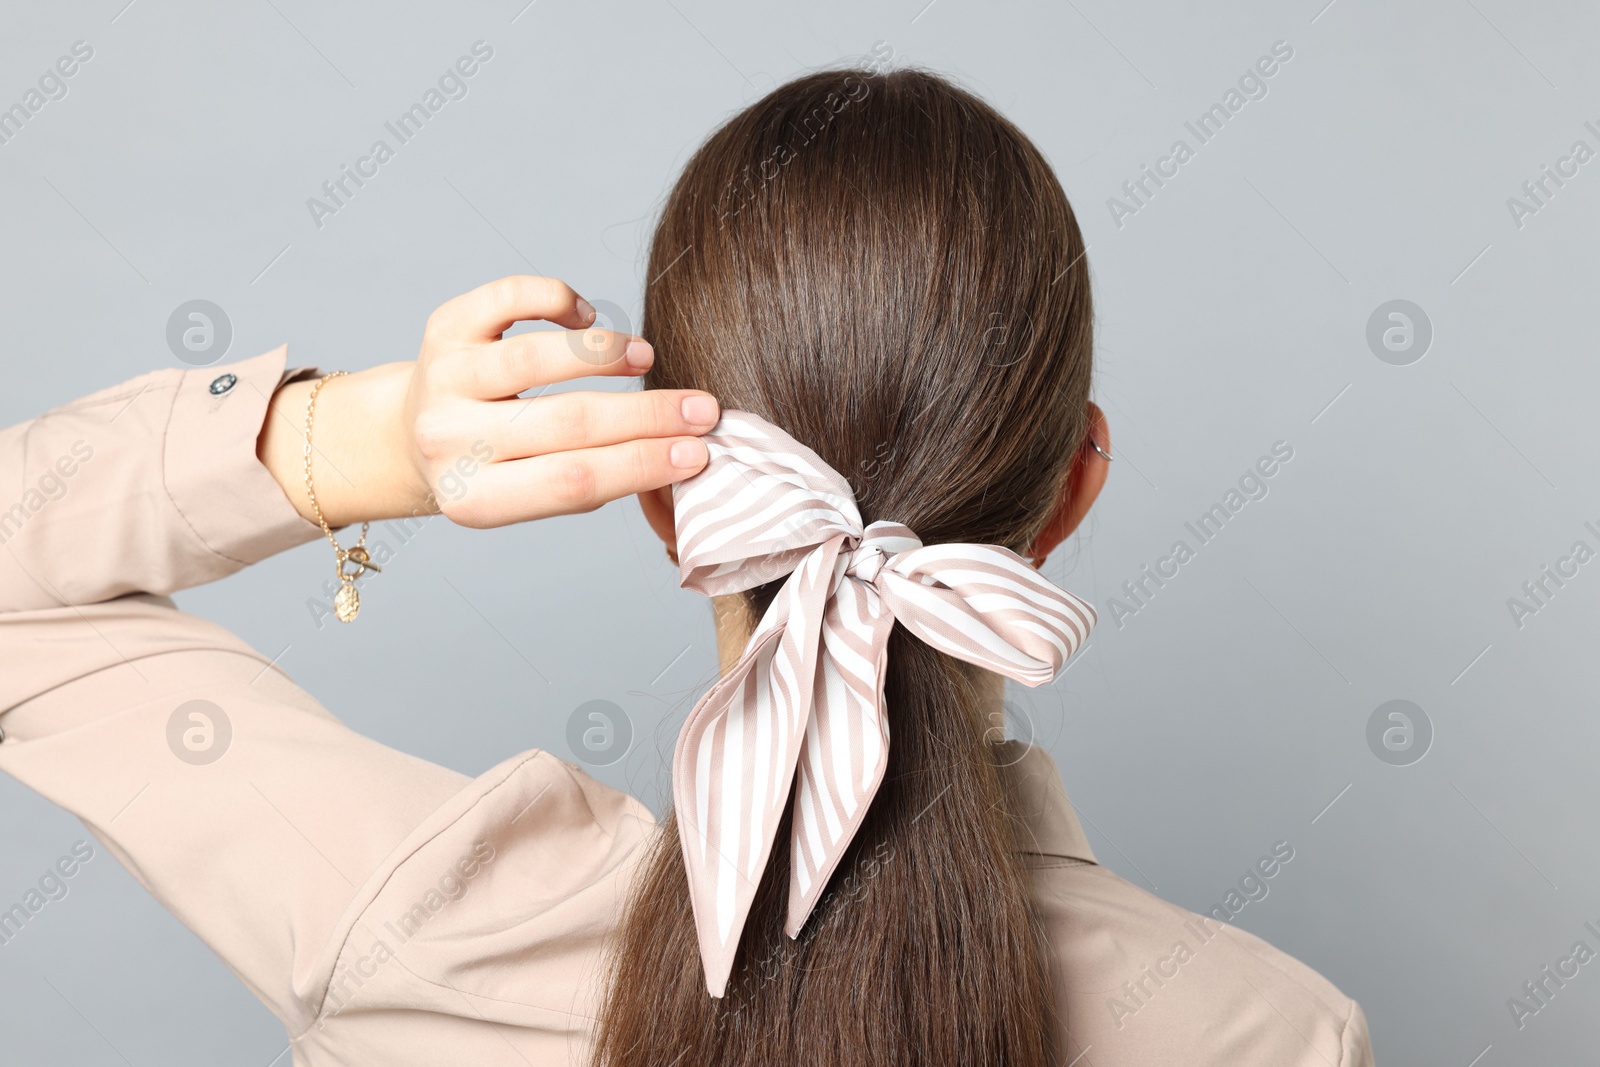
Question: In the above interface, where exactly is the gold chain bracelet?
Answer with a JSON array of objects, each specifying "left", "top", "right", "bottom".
[{"left": 304, "top": 371, "right": 380, "bottom": 623}]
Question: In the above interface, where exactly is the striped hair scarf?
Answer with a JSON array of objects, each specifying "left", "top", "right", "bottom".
[{"left": 670, "top": 411, "right": 1097, "bottom": 997}]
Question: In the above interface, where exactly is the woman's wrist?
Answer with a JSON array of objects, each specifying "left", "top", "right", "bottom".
[
  {"left": 257, "top": 361, "right": 435, "bottom": 528},
  {"left": 255, "top": 276, "right": 718, "bottom": 536}
]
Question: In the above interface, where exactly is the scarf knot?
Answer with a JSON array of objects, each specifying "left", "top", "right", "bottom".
[{"left": 841, "top": 521, "right": 917, "bottom": 585}]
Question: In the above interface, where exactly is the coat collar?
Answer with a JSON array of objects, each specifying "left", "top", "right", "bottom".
[{"left": 993, "top": 741, "right": 1098, "bottom": 865}]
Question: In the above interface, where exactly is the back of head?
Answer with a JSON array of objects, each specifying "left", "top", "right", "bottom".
[
  {"left": 641, "top": 67, "right": 1092, "bottom": 553},
  {"left": 598, "top": 67, "right": 1094, "bottom": 1065}
]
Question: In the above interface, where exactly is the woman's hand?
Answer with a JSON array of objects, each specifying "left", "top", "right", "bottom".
[
  {"left": 400, "top": 275, "right": 718, "bottom": 527},
  {"left": 257, "top": 275, "right": 719, "bottom": 529}
]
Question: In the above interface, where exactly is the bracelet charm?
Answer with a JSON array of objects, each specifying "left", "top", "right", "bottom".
[{"left": 303, "top": 371, "right": 380, "bottom": 624}]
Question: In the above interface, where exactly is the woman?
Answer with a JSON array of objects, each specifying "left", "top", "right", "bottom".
[{"left": 0, "top": 69, "right": 1373, "bottom": 1065}]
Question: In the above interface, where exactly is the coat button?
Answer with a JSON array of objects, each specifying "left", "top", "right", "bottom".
[{"left": 209, "top": 373, "right": 238, "bottom": 396}]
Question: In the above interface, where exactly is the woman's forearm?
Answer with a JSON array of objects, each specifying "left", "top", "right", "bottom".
[
  {"left": 256, "top": 361, "right": 435, "bottom": 529},
  {"left": 0, "top": 348, "right": 327, "bottom": 614}
]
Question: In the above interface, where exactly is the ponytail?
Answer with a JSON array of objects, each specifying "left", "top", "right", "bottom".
[{"left": 595, "top": 627, "right": 1058, "bottom": 1065}]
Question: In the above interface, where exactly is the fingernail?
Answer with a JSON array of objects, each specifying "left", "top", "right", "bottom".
[
  {"left": 625, "top": 339, "right": 654, "bottom": 369},
  {"left": 670, "top": 439, "right": 708, "bottom": 469},
  {"left": 681, "top": 394, "right": 719, "bottom": 425},
  {"left": 575, "top": 297, "right": 596, "bottom": 324}
]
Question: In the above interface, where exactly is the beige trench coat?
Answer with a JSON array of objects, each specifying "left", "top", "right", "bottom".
[{"left": 0, "top": 347, "right": 1375, "bottom": 1066}]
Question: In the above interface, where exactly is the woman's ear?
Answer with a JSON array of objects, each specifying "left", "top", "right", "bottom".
[
  {"left": 1026, "top": 402, "right": 1110, "bottom": 567},
  {"left": 637, "top": 485, "right": 679, "bottom": 563}
]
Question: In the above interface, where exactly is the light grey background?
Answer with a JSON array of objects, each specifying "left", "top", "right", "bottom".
[{"left": 0, "top": 0, "right": 1595, "bottom": 1063}]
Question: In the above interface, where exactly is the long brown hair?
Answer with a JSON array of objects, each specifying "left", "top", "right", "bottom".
[{"left": 596, "top": 66, "right": 1095, "bottom": 1066}]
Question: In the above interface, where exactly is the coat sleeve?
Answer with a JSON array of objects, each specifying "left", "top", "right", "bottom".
[{"left": 0, "top": 348, "right": 471, "bottom": 1034}]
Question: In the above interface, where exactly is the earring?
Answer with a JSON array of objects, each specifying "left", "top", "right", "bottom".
[{"left": 1089, "top": 436, "right": 1114, "bottom": 462}]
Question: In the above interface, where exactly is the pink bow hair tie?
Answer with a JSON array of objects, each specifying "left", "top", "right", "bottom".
[{"left": 670, "top": 411, "right": 1096, "bottom": 997}]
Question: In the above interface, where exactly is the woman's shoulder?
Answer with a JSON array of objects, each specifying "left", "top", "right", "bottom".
[
  {"left": 296, "top": 748, "right": 657, "bottom": 1062},
  {"left": 1027, "top": 858, "right": 1373, "bottom": 1067},
  {"left": 335, "top": 746, "right": 658, "bottom": 960}
]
